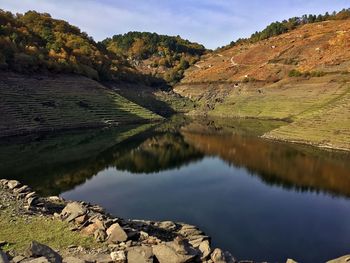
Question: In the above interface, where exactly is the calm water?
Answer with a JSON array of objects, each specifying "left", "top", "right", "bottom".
[{"left": 1, "top": 118, "right": 350, "bottom": 262}]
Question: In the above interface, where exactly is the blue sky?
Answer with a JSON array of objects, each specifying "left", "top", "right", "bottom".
[{"left": 0, "top": 0, "right": 349, "bottom": 49}]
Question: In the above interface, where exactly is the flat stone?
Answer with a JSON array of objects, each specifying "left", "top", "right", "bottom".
[
  {"left": 27, "top": 197, "right": 38, "bottom": 207},
  {"left": 25, "top": 241, "right": 62, "bottom": 263},
  {"left": 326, "top": 255, "right": 350, "bottom": 263},
  {"left": 127, "top": 246, "right": 154, "bottom": 263},
  {"left": 12, "top": 255, "right": 26, "bottom": 263},
  {"left": 106, "top": 223, "right": 128, "bottom": 243},
  {"left": 61, "top": 202, "right": 87, "bottom": 222},
  {"left": 62, "top": 257, "right": 87, "bottom": 263},
  {"left": 25, "top": 192, "right": 37, "bottom": 200},
  {"left": 0, "top": 249, "right": 9, "bottom": 263},
  {"left": 82, "top": 254, "right": 112, "bottom": 263}
]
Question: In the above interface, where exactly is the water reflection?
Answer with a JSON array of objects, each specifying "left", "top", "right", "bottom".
[
  {"left": 1, "top": 118, "right": 349, "bottom": 197},
  {"left": 1, "top": 118, "right": 350, "bottom": 262}
]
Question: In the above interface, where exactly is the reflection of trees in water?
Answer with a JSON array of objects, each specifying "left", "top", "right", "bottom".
[
  {"left": 0, "top": 126, "right": 202, "bottom": 195},
  {"left": 1, "top": 118, "right": 349, "bottom": 198},
  {"left": 182, "top": 130, "right": 350, "bottom": 197}
]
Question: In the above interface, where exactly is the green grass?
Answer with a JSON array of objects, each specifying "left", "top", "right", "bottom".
[{"left": 0, "top": 207, "right": 98, "bottom": 253}]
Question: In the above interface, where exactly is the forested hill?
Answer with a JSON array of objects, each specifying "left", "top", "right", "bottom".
[
  {"left": 102, "top": 32, "right": 207, "bottom": 84},
  {"left": 0, "top": 10, "right": 207, "bottom": 84},
  {"left": 0, "top": 10, "right": 127, "bottom": 80}
]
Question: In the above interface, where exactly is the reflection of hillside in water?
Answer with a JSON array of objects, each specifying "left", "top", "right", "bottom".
[
  {"left": 0, "top": 123, "right": 202, "bottom": 195},
  {"left": 181, "top": 123, "right": 350, "bottom": 197},
  {"left": 1, "top": 117, "right": 349, "bottom": 198}
]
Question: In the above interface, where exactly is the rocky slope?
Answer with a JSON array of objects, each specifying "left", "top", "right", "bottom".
[{"left": 174, "top": 19, "right": 350, "bottom": 151}]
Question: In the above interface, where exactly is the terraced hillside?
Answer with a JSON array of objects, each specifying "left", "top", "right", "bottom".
[
  {"left": 0, "top": 72, "right": 162, "bottom": 137},
  {"left": 174, "top": 19, "right": 350, "bottom": 151}
]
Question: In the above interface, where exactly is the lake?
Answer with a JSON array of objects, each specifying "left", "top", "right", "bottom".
[{"left": 1, "top": 117, "right": 350, "bottom": 262}]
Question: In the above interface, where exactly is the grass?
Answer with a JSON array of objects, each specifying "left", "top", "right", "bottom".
[
  {"left": 0, "top": 73, "right": 162, "bottom": 137},
  {"left": 0, "top": 207, "right": 98, "bottom": 253}
]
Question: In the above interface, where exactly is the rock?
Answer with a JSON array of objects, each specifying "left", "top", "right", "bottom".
[
  {"left": 0, "top": 250, "right": 9, "bottom": 263},
  {"left": 7, "top": 180, "right": 21, "bottom": 189},
  {"left": 106, "top": 223, "right": 128, "bottom": 243},
  {"left": 199, "top": 240, "right": 211, "bottom": 259},
  {"left": 27, "top": 197, "right": 38, "bottom": 207},
  {"left": 74, "top": 214, "right": 88, "bottom": 225},
  {"left": 90, "top": 217, "right": 105, "bottom": 230},
  {"left": 14, "top": 185, "right": 31, "bottom": 195},
  {"left": 110, "top": 251, "right": 126, "bottom": 262},
  {"left": 48, "top": 196, "right": 61, "bottom": 202},
  {"left": 153, "top": 237, "right": 198, "bottom": 263},
  {"left": 26, "top": 241, "right": 62, "bottom": 263},
  {"left": 81, "top": 224, "right": 99, "bottom": 236},
  {"left": 62, "top": 257, "right": 87, "bottom": 263},
  {"left": 94, "top": 229, "right": 107, "bottom": 242},
  {"left": 326, "top": 255, "right": 350, "bottom": 263},
  {"left": 82, "top": 254, "right": 112, "bottom": 263},
  {"left": 61, "top": 202, "right": 87, "bottom": 222},
  {"left": 12, "top": 255, "right": 26, "bottom": 263},
  {"left": 158, "top": 221, "right": 177, "bottom": 231},
  {"left": 127, "top": 246, "right": 154, "bottom": 263},
  {"left": 24, "top": 257, "right": 50, "bottom": 263},
  {"left": 25, "top": 192, "right": 37, "bottom": 200},
  {"left": 210, "top": 248, "right": 235, "bottom": 263}
]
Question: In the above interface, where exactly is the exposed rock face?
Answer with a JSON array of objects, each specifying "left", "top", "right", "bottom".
[{"left": 26, "top": 241, "right": 62, "bottom": 263}]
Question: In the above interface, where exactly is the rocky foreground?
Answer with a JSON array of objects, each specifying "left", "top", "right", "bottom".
[{"left": 0, "top": 179, "right": 347, "bottom": 263}]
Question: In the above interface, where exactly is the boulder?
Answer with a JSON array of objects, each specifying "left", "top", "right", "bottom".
[
  {"left": 74, "top": 214, "right": 88, "bottom": 225},
  {"left": 110, "top": 251, "right": 126, "bottom": 262},
  {"left": 153, "top": 237, "right": 198, "bottom": 263},
  {"left": 7, "top": 180, "right": 21, "bottom": 189},
  {"left": 60, "top": 202, "right": 87, "bottom": 222},
  {"left": 326, "top": 255, "right": 350, "bottom": 263},
  {"left": 210, "top": 248, "right": 235, "bottom": 263},
  {"left": 199, "top": 240, "right": 211, "bottom": 259},
  {"left": 127, "top": 246, "right": 154, "bottom": 263},
  {"left": 25, "top": 241, "right": 62, "bottom": 263},
  {"left": 106, "top": 223, "right": 128, "bottom": 243},
  {"left": 14, "top": 185, "right": 31, "bottom": 195},
  {"left": 81, "top": 224, "right": 99, "bottom": 236},
  {"left": 94, "top": 229, "right": 107, "bottom": 242},
  {"left": 0, "top": 250, "right": 9, "bottom": 263}
]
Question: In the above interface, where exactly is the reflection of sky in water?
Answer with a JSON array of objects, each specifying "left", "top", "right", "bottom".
[{"left": 63, "top": 157, "right": 350, "bottom": 263}]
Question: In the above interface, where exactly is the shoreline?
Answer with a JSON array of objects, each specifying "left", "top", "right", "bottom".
[{"left": 0, "top": 179, "right": 236, "bottom": 263}]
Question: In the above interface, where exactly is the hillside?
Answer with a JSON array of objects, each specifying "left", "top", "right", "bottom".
[
  {"left": 175, "top": 18, "right": 350, "bottom": 151},
  {"left": 102, "top": 32, "right": 206, "bottom": 84},
  {"left": 0, "top": 72, "right": 162, "bottom": 137}
]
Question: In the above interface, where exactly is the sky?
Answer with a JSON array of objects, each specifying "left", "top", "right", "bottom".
[{"left": 0, "top": 0, "right": 349, "bottom": 49}]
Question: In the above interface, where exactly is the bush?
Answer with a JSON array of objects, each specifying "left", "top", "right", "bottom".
[{"left": 288, "top": 69, "right": 303, "bottom": 77}]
